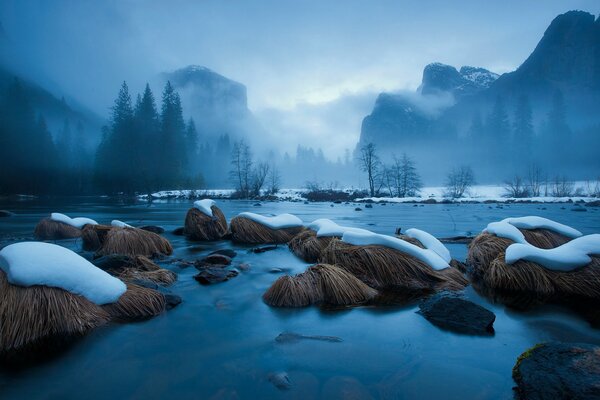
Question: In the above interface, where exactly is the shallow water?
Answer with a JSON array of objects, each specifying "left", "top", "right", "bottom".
[{"left": 0, "top": 198, "right": 599, "bottom": 399}]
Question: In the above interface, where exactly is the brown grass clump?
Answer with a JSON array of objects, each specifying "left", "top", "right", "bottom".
[
  {"left": 34, "top": 218, "right": 82, "bottom": 240},
  {"left": 101, "top": 284, "right": 166, "bottom": 321},
  {"left": 82, "top": 225, "right": 173, "bottom": 258},
  {"left": 467, "top": 230, "right": 600, "bottom": 298},
  {"left": 288, "top": 229, "right": 334, "bottom": 263},
  {"left": 263, "top": 264, "right": 378, "bottom": 307},
  {"left": 230, "top": 216, "right": 304, "bottom": 244},
  {"left": 0, "top": 271, "right": 110, "bottom": 357},
  {"left": 321, "top": 239, "right": 468, "bottom": 292},
  {"left": 184, "top": 206, "right": 228, "bottom": 241}
]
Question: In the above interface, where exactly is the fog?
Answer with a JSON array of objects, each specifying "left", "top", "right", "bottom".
[{"left": 0, "top": 1, "right": 598, "bottom": 194}]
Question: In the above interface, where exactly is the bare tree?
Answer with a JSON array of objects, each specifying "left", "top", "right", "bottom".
[
  {"left": 266, "top": 164, "right": 281, "bottom": 194},
  {"left": 551, "top": 175, "right": 573, "bottom": 197},
  {"left": 358, "top": 142, "right": 381, "bottom": 197},
  {"left": 503, "top": 175, "right": 529, "bottom": 198},
  {"left": 229, "top": 139, "right": 253, "bottom": 198},
  {"left": 445, "top": 165, "right": 475, "bottom": 198},
  {"left": 584, "top": 177, "right": 600, "bottom": 197},
  {"left": 527, "top": 163, "right": 543, "bottom": 197},
  {"left": 393, "top": 153, "right": 422, "bottom": 197},
  {"left": 250, "top": 162, "right": 270, "bottom": 197}
]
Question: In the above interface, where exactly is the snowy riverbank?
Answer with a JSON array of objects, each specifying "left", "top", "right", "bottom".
[{"left": 138, "top": 184, "right": 600, "bottom": 204}]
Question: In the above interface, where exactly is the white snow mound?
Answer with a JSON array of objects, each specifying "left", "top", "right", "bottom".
[
  {"left": 111, "top": 220, "right": 132, "bottom": 228},
  {"left": 506, "top": 234, "right": 600, "bottom": 271},
  {"left": 501, "top": 216, "right": 582, "bottom": 238},
  {"left": 193, "top": 199, "right": 216, "bottom": 217},
  {"left": 237, "top": 212, "right": 303, "bottom": 229},
  {"left": 0, "top": 242, "right": 126, "bottom": 305},
  {"left": 341, "top": 231, "right": 450, "bottom": 270},
  {"left": 405, "top": 228, "right": 452, "bottom": 263},
  {"left": 51, "top": 212, "right": 98, "bottom": 229},
  {"left": 484, "top": 221, "right": 527, "bottom": 244},
  {"left": 307, "top": 219, "right": 372, "bottom": 237}
]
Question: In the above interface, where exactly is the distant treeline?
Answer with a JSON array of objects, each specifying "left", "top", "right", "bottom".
[{"left": 0, "top": 79, "right": 205, "bottom": 195}]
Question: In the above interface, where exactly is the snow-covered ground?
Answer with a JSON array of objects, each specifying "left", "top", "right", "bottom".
[{"left": 138, "top": 184, "right": 600, "bottom": 203}]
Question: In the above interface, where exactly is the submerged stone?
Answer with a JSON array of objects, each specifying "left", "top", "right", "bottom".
[
  {"left": 209, "top": 249, "right": 237, "bottom": 259},
  {"left": 268, "top": 372, "right": 291, "bottom": 390},
  {"left": 275, "top": 332, "right": 343, "bottom": 344},
  {"left": 513, "top": 342, "right": 600, "bottom": 400},
  {"left": 194, "top": 268, "right": 238, "bottom": 285},
  {"left": 173, "top": 227, "right": 185, "bottom": 236},
  {"left": 0, "top": 210, "right": 14, "bottom": 217},
  {"left": 417, "top": 294, "right": 495, "bottom": 335},
  {"left": 202, "top": 254, "right": 232, "bottom": 265}
]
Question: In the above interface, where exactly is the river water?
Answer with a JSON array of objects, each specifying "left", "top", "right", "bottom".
[{"left": 0, "top": 198, "right": 599, "bottom": 399}]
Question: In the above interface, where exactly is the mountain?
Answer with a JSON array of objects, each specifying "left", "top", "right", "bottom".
[
  {"left": 357, "top": 10, "right": 600, "bottom": 182},
  {"left": 161, "top": 65, "right": 263, "bottom": 142},
  {"left": 418, "top": 63, "right": 498, "bottom": 97}
]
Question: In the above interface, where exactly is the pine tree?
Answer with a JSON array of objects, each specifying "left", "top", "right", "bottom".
[
  {"left": 513, "top": 94, "right": 534, "bottom": 162},
  {"left": 159, "top": 81, "right": 186, "bottom": 188},
  {"left": 134, "top": 83, "right": 160, "bottom": 191}
]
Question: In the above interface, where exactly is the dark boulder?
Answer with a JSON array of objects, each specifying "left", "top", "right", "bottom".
[
  {"left": 201, "top": 254, "right": 232, "bottom": 265},
  {"left": 140, "top": 225, "right": 165, "bottom": 234},
  {"left": 513, "top": 342, "right": 600, "bottom": 400},
  {"left": 194, "top": 268, "right": 239, "bottom": 285},
  {"left": 355, "top": 207, "right": 362, "bottom": 211},
  {"left": 417, "top": 294, "right": 495, "bottom": 335},
  {"left": 173, "top": 227, "right": 185, "bottom": 236}
]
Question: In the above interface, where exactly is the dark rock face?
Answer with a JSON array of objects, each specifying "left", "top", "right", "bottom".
[
  {"left": 194, "top": 268, "right": 239, "bottom": 285},
  {"left": 417, "top": 294, "right": 495, "bottom": 335},
  {"left": 513, "top": 342, "right": 600, "bottom": 400},
  {"left": 420, "top": 63, "right": 498, "bottom": 97},
  {"left": 139, "top": 225, "right": 165, "bottom": 234}
]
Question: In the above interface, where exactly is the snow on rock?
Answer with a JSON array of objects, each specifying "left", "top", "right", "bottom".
[
  {"left": 341, "top": 231, "right": 450, "bottom": 270},
  {"left": 307, "top": 218, "right": 372, "bottom": 237},
  {"left": 193, "top": 199, "right": 216, "bottom": 217},
  {"left": 50, "top": 212, "right": 98, "bottom": 229},
  {"left": 238, "top": 212, "right": 303, "bottom": 229},
  {"left": 501, "top": 216, "right": 582, "bottom": 238},
  {"left": 506, "top": 234, "right": 600, "bottom": 271},
  {"left": 484, "top": 221, "right": 527, "bottom": 244},
  {"left": 0, "top": 242, "right": 126, "bottom": 305},
  {"left": 405, "top": 228, "right": 452, "bottom": 262},
  {"left": 111, "top": 220, "right": 132, "bottom": 228}
]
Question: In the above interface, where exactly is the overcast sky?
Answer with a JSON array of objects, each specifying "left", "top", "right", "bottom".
[{"left": 1, "top": 0, "right": 598, "bottom": 158}]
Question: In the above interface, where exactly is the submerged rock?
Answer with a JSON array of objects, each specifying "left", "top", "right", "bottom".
[
  {"left": 268, "top": 372, "right": 291, "bottom": 390},
  {"left": 194, "top": 268, "right": 239, "bottom": 285},
  {"left": 209, "top": 249, "right": 237, "bottom": 259},
  {"left": 202, "top": 254, "right": 232, "bottom": 265},
  {"left": 0, "top": 210, "right": 14, "bottom": 217},
  {"left": 249, "top": 245, "right": 278, "bottom": 254},
  {"left": 130, "top": 279, "right": 182, "bottom": 309},
  {"left": 173, "top": 227, "right": 185, "bottom": 236},
  {"left": 275, "top": 332, "right": 343, "bottom": 344},
  {"left": 417, "top": 294, "right": 495, "bottom": 335},
  {"left": 139, "top": 225, "right": 165, "bottom": 234},
  {"left": 365, "top": 204, "right": 373, "bottom": 208},
  {"left": 513, "top": 342, "right": 600, "bottom": 400},
  {"left": 355, "top": 207, "right": 362, "bottom": 211}
]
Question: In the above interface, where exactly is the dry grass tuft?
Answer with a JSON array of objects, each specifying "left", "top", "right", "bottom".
[
  {"left": 467, "top": 229, "right": 600, "bottom": 298},
  {"left": 101, "top": 284, "right": 166, "bottom": 321},
  {"left": 34, "top": 218, "right": 82, "bottom": 240},
  {"left": 230, "top": 216, "right": 304, "bottom": 244},
  {"left": 288, "top": 229, "right": 334, "bottom": 263},
  {"left": 0, "top": 271, "right": 109, "bottom": 356},
  {"left": 321, "top": 239, "right": 468, "bottom": 292},
  {"left": 82, "top": 225, "right": 173, "bottom": 257},
  {"left": 263, "top": 264, "right": 377, "bottom": 307},
  {"left": 184, "top": 206, "right": 228, "bottom": 241}
]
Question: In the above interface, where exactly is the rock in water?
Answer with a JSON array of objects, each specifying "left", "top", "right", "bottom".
[
  {"left": 194, "top": 268, "right": 238, "bottom": 285},
  {"left": 275, "top": 332, "right": 343, "bottom": 344},
  {"left": 268, "top": 372, "right": 291, "bottom": 390},
  {"left": 173, "top": 227, "right": 185, "bottom": 236},
  {"left": 417, "top": 294, "right": 495, "bottom": 335},
  {"left": 140, "top": 225, "right": 165, "bottom": 234},
  {"left": 209, "top": 249, "right": 237, "bottom": 259},
  {"left": 130, "top": 279, "right": 182, "bottom": 310},
  {"left": 0, "top": 210, "right": 14, "bottom": 217},
  {"left": 201, "top": 254, "right": 232, "bottom": 265},
  {"left": 513, "top": 342, "right": 600, "bottom": 400}
]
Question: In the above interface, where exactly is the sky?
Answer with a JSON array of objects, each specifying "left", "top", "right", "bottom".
[{"left": 1, "top": 0, "right": 599, "bottom": 158}]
